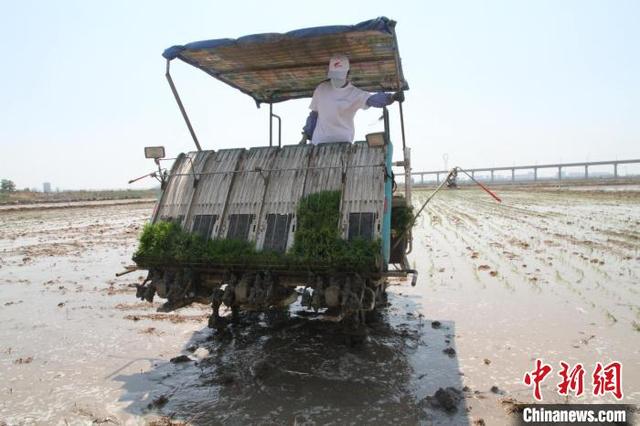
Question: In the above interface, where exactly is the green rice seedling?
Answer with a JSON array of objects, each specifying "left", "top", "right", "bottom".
[{"left": 134, "top": 190, "right": 382, "bottom": 272}]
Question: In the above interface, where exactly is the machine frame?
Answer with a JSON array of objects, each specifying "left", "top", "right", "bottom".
[{"left": 133, "top": 17, "right": 417, "bottom": 325}]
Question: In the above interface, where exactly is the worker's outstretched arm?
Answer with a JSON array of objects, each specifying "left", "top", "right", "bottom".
[
  {"left": 299, "top": 110, "right": 318, "bottom": 144},
  {"left": 366, "top": 91, "right": 405, "bottom": 108}
]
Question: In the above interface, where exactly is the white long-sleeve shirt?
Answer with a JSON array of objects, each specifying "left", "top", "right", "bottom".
[{"left": 309, "top": 81, "right": 371, "bottom": 145}]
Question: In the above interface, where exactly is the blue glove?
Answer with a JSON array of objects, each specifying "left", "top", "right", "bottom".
[
  {"left": 366, "top": 92, "right": 393, "bottom": 108},
  {"left": 302, "top": 111, "right": 318, "bottom": 139},
  {"left": 366, "top": 92, "right": 405, "bottom": 107}
]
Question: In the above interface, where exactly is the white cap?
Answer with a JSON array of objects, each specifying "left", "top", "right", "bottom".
[{"left": 327, "top": 54, "right": 349, "bottom": 79}]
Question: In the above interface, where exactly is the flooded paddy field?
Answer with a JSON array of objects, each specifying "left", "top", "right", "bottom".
[{"left": 0, "top": 189, "right": 638, "bottom": 425}]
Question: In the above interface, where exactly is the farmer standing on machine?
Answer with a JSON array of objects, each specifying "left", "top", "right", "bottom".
[{"left": 299, "top": 54, "right": 404, "bottom": 145}]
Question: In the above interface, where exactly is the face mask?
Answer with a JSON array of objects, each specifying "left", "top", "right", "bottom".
[{"left": 331, "top": 78, "right": 346, "bottom": 89}]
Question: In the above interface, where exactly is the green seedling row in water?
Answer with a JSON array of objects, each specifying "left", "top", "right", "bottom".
[{"left": 134, "top": 191, "right": 383, "bottom": 272}]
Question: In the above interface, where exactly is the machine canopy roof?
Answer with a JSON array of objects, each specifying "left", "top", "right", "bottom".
[{"left": 163, "top": 17, "right": 408, "bottom": 105}]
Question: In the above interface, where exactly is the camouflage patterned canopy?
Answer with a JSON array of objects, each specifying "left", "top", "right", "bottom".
[{"left": 163, "top": 17, "right": 409, "bottom": 105}]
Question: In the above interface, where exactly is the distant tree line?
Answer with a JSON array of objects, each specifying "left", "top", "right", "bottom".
[{"left": 1, "top": 179, "right": 16, "bottom": 193}]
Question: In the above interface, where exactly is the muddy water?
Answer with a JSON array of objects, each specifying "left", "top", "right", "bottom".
[
  {"left": 0, "top": 190, "right": 638, "bottom": 425},
  {"left": 411, "top": 189, "right": 640, "bottom": 414}
]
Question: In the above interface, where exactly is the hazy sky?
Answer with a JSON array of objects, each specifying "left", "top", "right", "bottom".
[{"left": 1, "top": 0, "right": 638, "bottom": 190}]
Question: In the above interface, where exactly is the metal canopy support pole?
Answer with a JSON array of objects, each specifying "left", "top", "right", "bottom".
[
  {"left": 398, "top": 100, "right": 407, "bottom": 152},
  {"left": 395, "top": 81, "right": 410, "bottom": 203},
  {"left": 277, "top": 114, "right": 282, "bottom": 147},
  {"left": 268, "top": 103, "right": 281, "bottom": 148},
  {"left": 165, "top": 60, "right": 202, "bottom": 152},
  {"left": 391, "top": 28, "right": 407, "bottom": 152},
  {"left": 391, "top": 28, "right": 411, "bottom": 206},
  {"left": 269, "top": 103, "right": 273, "bottom": 147}
]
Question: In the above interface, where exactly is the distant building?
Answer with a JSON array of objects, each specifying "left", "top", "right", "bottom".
[{"left": 43, "top": 182, "right": 51, "bottom": 193}]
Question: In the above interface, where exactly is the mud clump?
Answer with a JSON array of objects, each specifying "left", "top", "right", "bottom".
[
  {"left": 423, "top": 387, "right": 463, "bottom": 413},
  {"left": 491, "top": 385, "right": 504, "bottom": 394},
  {"left": 443, "top": 347, "right": 456, "bottom": 357},
  {"left": 431, "top": 320, "right": 442, "bottom": 329},
  {"left": 478, "top": 265, "right": 491, "bottom": 271},
  {"left": 147, "top": 394, "right": 169, "bottom": 410},
  {"left": 169, "top": 355, "right": 191, "bottom": 364}
]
